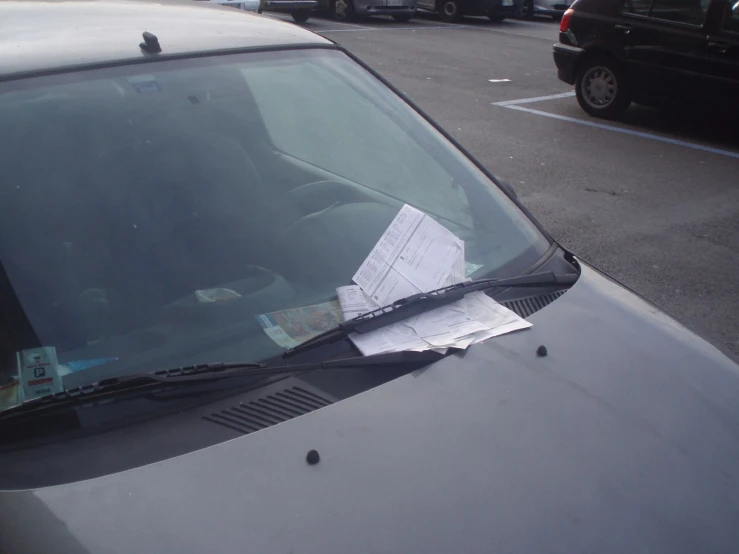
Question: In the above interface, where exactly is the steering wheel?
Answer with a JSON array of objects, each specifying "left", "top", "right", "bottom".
[
  {"left": 281, "top": 180, "right": 370, "bottom": 219},
  {"left": 159, "top": 266, "right": 296, "bottom": 326}
]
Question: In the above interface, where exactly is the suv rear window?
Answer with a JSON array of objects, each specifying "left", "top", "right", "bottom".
[
  {"left": 623, "top": 0, "right": 708, "bottom": 25},
  {"left": 725, "top": 0, "right": 739, "bottom": 31}
]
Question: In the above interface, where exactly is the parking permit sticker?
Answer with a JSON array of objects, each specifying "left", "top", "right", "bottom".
[
  {"left": 19, "top": 346, "right": 63, "bottom": 399},
  {"left": 127, "top": 75, "right": 162, "bottom": 94}
]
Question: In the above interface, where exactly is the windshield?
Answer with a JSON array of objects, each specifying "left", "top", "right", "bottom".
[{"left": 0, "top": 48, "right": 548, "bottom": 405}]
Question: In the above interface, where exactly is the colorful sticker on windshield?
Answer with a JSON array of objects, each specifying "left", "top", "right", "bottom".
[
  {"left": 257, "top": 301, "right": 343, "bottom": 349},
  {"left": 18, "top": 346, "right": 63, "bottom": 399},
  {"left": 0, "top": 375, "right": 22, "bottom": 411},
  {"left": 128, "top": 75, "right": 162, "bottom": 94}
]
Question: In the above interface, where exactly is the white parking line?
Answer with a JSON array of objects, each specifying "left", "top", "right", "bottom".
[
  {"left": 493, "top": 93, "right": 739, "bottom": 160},
  {"left": 493, "top": 91, "right": 575, "bottom": 106}
]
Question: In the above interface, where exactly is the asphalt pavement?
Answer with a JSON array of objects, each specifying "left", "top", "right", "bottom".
[{"left": 273, "top": 12, "right": 739, "bottom": 357}]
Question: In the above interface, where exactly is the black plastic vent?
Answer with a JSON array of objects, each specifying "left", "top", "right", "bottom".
[
  {"left": 501, "top": 290, "right": 566, "bottom": 319},
  {"left": 203, "top": 386, "right": 334, "bottom": 435}
]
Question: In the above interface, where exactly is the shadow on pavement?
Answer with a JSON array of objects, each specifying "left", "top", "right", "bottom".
[{"left": 618, "top": 105, "right": 739, "bottom": 152}]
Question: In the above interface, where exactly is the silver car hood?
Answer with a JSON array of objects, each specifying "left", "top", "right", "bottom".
[{"left": 3, "top": 263, "right": 739, "bottom": 554}]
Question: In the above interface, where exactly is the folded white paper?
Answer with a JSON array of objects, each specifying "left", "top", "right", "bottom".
[{"left": 340, "top": 204, "right": 531, "bottom": 355}]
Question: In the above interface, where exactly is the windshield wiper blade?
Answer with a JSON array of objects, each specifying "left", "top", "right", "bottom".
[
  {"left": 0, "top": 351, "right": 444, "bottom": 419},
  {"left": 0, "top": 361, "right": 265, "bottom": 418},
  {"left": 284, "top": 270, "right": 578, "bottom": 358}
]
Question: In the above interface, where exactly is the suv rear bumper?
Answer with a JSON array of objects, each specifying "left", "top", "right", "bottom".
[
  {"left": 360, "top": 5, "right": 417, "bottom": 15},
  {"left": 464, "top": 0, "right": 519, "bottom": 16},
  {"left": 553, "top": 43, "right": 583, "bottom": 85}
]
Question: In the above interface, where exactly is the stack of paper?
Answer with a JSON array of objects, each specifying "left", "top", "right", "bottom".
[
  {"left": 339, "top": 205, "right": 531, "bottom": 356},
  {"left": 255, "top": 204, "right": 532, "bottom": 355}
]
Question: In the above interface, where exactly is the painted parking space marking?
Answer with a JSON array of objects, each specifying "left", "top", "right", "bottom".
[
  {"left": 493, "top": 93, "right": 739, "bottom": 160},
  {"left": 492, "top": 91, "right": 575, "bottom": 106}
]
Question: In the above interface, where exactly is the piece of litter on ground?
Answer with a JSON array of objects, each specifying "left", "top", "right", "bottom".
[{"left": 488, "top": 79, "right": 511, "bottom": 83}]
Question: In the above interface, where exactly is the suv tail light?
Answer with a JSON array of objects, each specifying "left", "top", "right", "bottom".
[{"left": 560, "top": 8, "right": 574, "bottom": 32}]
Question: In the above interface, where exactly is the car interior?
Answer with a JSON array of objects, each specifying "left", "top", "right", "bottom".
[
  {"left": 0, "top": 51, "right": 549, "bottom": 389},
  {"left": 0, "top": 59, "right": 475, "bottom": 362}
]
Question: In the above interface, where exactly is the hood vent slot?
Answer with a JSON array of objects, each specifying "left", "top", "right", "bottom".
[
  {"left": 501, "top": 290, "right": 566, "bottom": 319},
  {"left": 203, "top": 386, "right": 334, "bottom": 435}
]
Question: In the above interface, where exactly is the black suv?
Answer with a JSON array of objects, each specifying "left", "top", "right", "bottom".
[{"left": 553, "top": 0, "right": 739, "bottom": 118}]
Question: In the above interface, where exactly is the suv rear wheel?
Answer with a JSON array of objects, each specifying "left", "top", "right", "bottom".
[
  {"left": 330, "top": 0, "right": 356, "bottom": 20},
  {"left": 575, "top": 55, "right": 631, "bottom": 119},
  {"left": 438, "top": 0, "right": 462, "bottom": 21}
]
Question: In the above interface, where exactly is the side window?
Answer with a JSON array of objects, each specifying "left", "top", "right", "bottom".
[
  {"left": 623, "top": 0, "right": 652, "bottom": 16},
  {"left": 623, "top": 0, "right": 707, "bottom": 24},
  {"left": 650, "top": 0, "right": 707, "bottom": 24},
  {"left": 725, "top": 0, "right": 739, "bottom": 32}
]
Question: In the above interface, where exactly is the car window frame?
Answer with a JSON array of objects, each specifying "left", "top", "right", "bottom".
[
  {"left": 720, "top": 0, "right": 739, "bottom": 32},
  {"left": 620, "top": 0, "right": 712, "bottom": 29}
]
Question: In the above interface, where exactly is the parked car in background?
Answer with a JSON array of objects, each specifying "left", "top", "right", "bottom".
[
  {"left": 418, "top": 0, "right": 519, "bottom": 22},
  {"left": 259, "top": 0, "right": 318, "bottom": 21},
  {"left": 553, "top": 0, "right": 739, "bottom": 118},
  {"left": 519, "top": 0, "right": 572, "bottom": 19},
  {"left": 196, "top": 0, "right": 261, "bottom": 11},
  {"left": 320, "top": 0, "right": 417, "bottom": 21}
]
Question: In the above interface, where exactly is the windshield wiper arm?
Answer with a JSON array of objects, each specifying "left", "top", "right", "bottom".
[
  {"left": 0, "top": 361, "right": 265, "bottom": 418},
  {"left": 0, "top": 351, "right": 443, "bottom": 419},
  {"left": 284, "top": 270, "right": 578, "bottom": 358}
]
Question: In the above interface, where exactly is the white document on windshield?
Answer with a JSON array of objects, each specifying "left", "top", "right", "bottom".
[
  {"left": 337, "top": 285, "right": 376, "bottom": 321},
  {"left": 337, "top": 285, "right": 429, "bottom": 355},
  {"left": 459, "top": 291, "right": 532, "bottom": 344},
  {"left": 408, "top": 300, "right": 489, "bottom": 348},
  {"left": 352, "top": 204, "right": 465, "bottom": 306},
  {"left": 350, "top": 323, "right": 431, "bottom": 356},
  {"left": 344, "top": 205, "right": 532, "bottom": 356}
]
